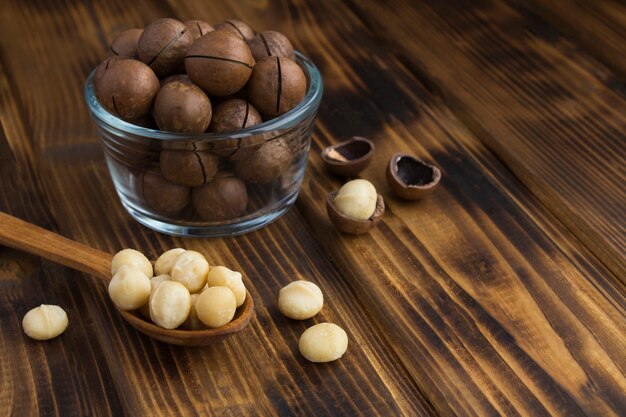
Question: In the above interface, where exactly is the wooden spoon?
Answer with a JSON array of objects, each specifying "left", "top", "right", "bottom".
[{"left": 0, "top": 212, "right": 254, "bottom": 346}]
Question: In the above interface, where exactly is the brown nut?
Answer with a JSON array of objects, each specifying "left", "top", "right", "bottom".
[
  {"left": 233, "top": 138, "right": 293, "bottom": 183},
  {"left": 184, "top": 19, "right": 214, "bottom": 40},
  {"left": 138, "top": 18, "right": 194, "bottom": 77},
  {"left": 153, "top": 81, "right": 212, "bottom": 133},
  {"left": 321, "top": 137, "right": 374, "bottom": 177},
  {"left": 185, "top": 30, "right": 255, "bottom": 96},
  {"left": 208, "top": 99, "right": 262, "bottom": 133},
  {"left": 110, "top": 28, "right": 143, "bottom": 58},
  {"left": 192, "top": 173, "right": 248, "bottom": 221},
  {"left": 160, "top": 150, "right": 219, "bottom": 187},
  {"left": 247, "top": 57, "right": 306, "bottom": 116},
  {"left": 249, "top": 31, "right": 295, "bottom": 61},
  {"left": 213, "top": 19, "right": 255, "bottom": 42},
  {"left": 159, "top": 73, "right": 191, "bottom": 87},
  {"left": 326, "top": 191, "right": 385, "bottom": 235},
  {"left": 386, "top": 153, "right": 441, "bottom": 200},
  {"left": 94, "top": 57, "right": 159, "bottom": 119},
  {"left": 140, "top": 167, "right": 190, "bottom": 216}
]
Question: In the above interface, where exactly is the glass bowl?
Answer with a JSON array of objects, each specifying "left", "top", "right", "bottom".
[{"left": 85, "top": 53, "right": 322, "bottom": 237}]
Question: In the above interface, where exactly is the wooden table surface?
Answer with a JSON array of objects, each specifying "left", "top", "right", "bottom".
[{"left": 1, "top": 0, "right": 625, "bottom": 416}]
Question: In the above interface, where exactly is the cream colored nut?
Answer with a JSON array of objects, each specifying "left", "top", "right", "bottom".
[
  {"left": 207, "top": 266, "right": 246, "bottom": 307},
  {"left": 299, "top": 323, "right": 348, "bottom": 363},
  {"left": 171, "top": 250, "right": 209, "bottom": 293},
  {"left": 181, "top": 294, "right": 206, "bottom": 330},
  {"left": 149, "top": 281, "right": 191, "bottom": 329},
  {"left": 196, "top": 286, "right": 236, "bottom": 328},
  {"left": 111, "top": 248, "right": 153, "bottom": 278},
  {"left": 22, "top": 304, "right": 68, "bottom": 340},
  {"left": 333, "top": 179, "right": 377, "bottom": 220},
  {"left": 154, "top": 248, "right": 186, "bottom": 276},
  {"left": 278, "top": 280, "right": 323, "bottom": 320},
  {"left": 108, "top": 265, "right": 151, "bottom": 310},
  {"left": 138, "top": 275, "right": 171, "bottom": 319}
]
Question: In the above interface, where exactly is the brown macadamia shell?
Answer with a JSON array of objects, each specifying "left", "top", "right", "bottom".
[
  {"left": 249, "top": 31, "right": 295, "bottom": 61},
  {"left": 160, "top": 150, "right": 219, "bottom": 187},
  {"left": 184, "top": 20, "right": 214, "bottom": 40},
  {"left": 110, "top": 29, "right": 143, "bottom": 58},
  {"left": 185, "top": 30, "right": 254, "bottom": 96},
  {"left": 94, "top": 57, "right": 160, "bottom": 119},
  {"left": 159, "top": 73, "right": 191, "bottom": 87},
  {"left": 138, "top": 18, "right": 194, "bottom": 77},
  {"left": 213, "top": 19, "right": 255, "bottom": 42},
  {"left": 192, "top": 173, "right": 248, "bottom": 221},
  {"left": 140, "top": 167, "right": 190, "bottom": 216},
  {"left": 208, "top": 99, "right": 262, "bottom": 133},
  {"left": 153, "top": 81, "right": 212, "bottom": 133},
  {"left": 233, "top": 138, "right": 293, "bottom": 183},
  {"left": 247, "top": 57, "right": 306, "bottom": 116}
]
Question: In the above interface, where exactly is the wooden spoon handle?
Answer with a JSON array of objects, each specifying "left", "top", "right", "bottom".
[{"left": 0, "top": 212, "right": 112, "bottom": 282}]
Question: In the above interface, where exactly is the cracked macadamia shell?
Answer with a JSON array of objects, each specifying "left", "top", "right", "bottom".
[
  {"left": 110, "top": 28, "right": 143, "bottom": 58},
  {"left": 213, "top": 19, "right": 255, "bottom": 42},
  {"left": 184, "top": 19, "right": 214, "bottom": 40},
  {"left": 140, "top": 167, "right": 191, "bottom": 216},
  {"left": 22, "top": 305, "right": 68, "bottom": 341},
  {"left": 138, "top": 18, "right": 194, "bottom": 77},
  {"left": 249, "top": 31, "right": 295, "bottom": 61},
  {"left": 153, "top": 80, "right": 212, "bottom": 133},
  {"left": 192, "top": 174, "right": 248, "bottom": 221},
  {"left": 94, "top": 58, "right": 159, "bottom": 119},
  {"left": 208, "top": 99, "right": 262, "bottom": 133},
  {"left": 185, "top": 30, "right": 254, "bottom": 96},
  {"left": 233, "top": 138, "right": 293, "bottom": 183},
  {"left": 247, "top": 56, "right": 306, "bottom": 116},
  {"left": 159, "top": 150, "right": 219, "bottom": 187}
]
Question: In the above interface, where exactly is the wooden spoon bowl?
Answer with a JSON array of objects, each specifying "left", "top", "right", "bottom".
[{"left": 0, "top": 212, "right": 255, "bottom": 346}]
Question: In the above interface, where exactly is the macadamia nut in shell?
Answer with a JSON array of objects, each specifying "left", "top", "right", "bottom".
[
  {"left": 138, "top": 18, "right": 194, "bottom": 77},
  {"left": 170, "top": 250, "right": 209, "bottom": 293},
  {"left": 149, "top": 281, "right": 191, "bottom": 329},
  {"left": 196, "top": 286, "right": 237, "bottom": 328},
  {"left": 153, "top": 81, "right": 212, "bottom": 133},
  {"left": 233, "top": 138, "right": 293, "bottom": 184},
  {"left": 278, "top": 280, "right": 323, "bottom": 320},
  {"left": 249, "top": 31, "right": 294, "bottom": 61},
  {"left": 192, "top": 174, "right": 248, "bottom": 221},
  {"left": 247, "top": 57, "right": 306, "bottom": 116},
  {"left": 333, "top": 179, "right": 377, "bottom": 220},
  {"left": 110, "top": 28, "right": 143, "bottom": 58},
  {"left": 299, "top": 323, "right": 348, "bottom": 363},
  {"left": 108, "top": 265, "right": 152, "bottom": 310},
  {"left": 22, "top": 305, "right": 68, "bottom": 341}
]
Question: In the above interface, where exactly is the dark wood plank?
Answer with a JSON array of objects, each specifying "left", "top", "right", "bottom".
[
  {"left": 519, "top": 0, "right": 626, "bottom": 77},
  {"left": 347, "top": 0, "right": 626, "bottom": 280},
  {"left": 0, "top": 0, "right": 434, "bottom": 416}
]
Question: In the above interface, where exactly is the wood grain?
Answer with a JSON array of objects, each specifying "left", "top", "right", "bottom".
[
  {"left": 347, "top": 0, "right": 626, "bottom": 279},
  {"left": 0, "top": 0, "right": 625, "bottom": 416},
  {"left": 519, "top": 0, "right": 626, "bottom": 77}
]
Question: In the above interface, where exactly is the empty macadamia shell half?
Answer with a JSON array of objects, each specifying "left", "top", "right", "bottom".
[
  {"left": 321, "top": 137, "right": 375, "bottom": 177},
  {"left": 386, "top": 153, "right": 441, "bottom": 200},
  {"left": 326, "top": 191, "right": 385, "bottom": 235}
]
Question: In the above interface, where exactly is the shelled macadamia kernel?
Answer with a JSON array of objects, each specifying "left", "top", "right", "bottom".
[
  {"left": 154, "top": 248, "right": 186, "bottom": 276},
  {"left": 149, "top": 281, "right": 192, "bottom": 329},
  {"left": 170, "top": 250, "right": 209, "bottom": 293},
  {"left": 196, "top": 286, "right": 236, "bottom": 328},
  {"left": 111, "top": 248, "right": 153, "bottom": 277},
  {"left": 278, "top": 280, "right": 323, "bottom": 320},
  {"left": 206, "top": 265, "right": 247, "bottom": 307},
  {"left": 22, "top": 305, "right": 68, "bottom": 341},
  {"left": 108, "top": 265, "right": 152, "bottom": 310},
  {"left": 299, "top": 323, "right": 348, "bottom": 363}
]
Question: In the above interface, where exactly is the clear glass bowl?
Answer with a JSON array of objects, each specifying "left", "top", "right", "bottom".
[{"left": 85, "top": 53, "right": 323, "bottom": 237}]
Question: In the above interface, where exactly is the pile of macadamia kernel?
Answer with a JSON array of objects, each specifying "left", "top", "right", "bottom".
[
  {"left": 109, "top": 248, "right": 247, "bottom": 330},
  {"left": 95, "top": 18, "right": 305, "bottom": 131}
]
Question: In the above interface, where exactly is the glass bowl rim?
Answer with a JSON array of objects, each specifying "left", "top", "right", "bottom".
[{"left": 85, "top": 51, "right": 323, "bottom": 142}]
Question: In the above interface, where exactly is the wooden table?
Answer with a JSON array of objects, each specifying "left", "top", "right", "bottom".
[{"left": 1, "top": 1, "right": 624, "bottom": 416}]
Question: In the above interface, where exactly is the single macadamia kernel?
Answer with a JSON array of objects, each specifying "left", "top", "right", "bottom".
[
  {"left": 333, "top": 179, "right": 377, "bottom": 220},
  {"left": 249, "top": 31, "right": 295, "bottom": 61},
  {"left": 153, "top": 81, "right": 212, "bottom": 133},
  {"left": 196, "top": 286, "right": 237, "bottom": 328},
  {"left": 185, "top": 30, "right": 254, "bottom": 96},
  {"left": 208, "top": 99, "right": 262, "bottom": 133},
  {"left": 94, "top": 58, "right": 159, "bottom": 119},
  {"left": 160, "top": 150, "right": 219, "bottom": 187},
  {"left": 181, "top": 293, "right": 206, "bottom": 330},
  {"left": 213, "top": 19, "right": 255, "bottom": 42},
  {"left": 298, "top": 323, "right": 348, "bottom": 363},
  {"left": 192, "top": 174, "right": 248, "bottom": 221},
  {"left": 138, "top": 18, "right": 194, "bottom": 77},
  {"left": 278, "top": 280, "right": 323, "bottom": 320},
  {"left": 140, "top": 168, "right": 191, "bottom": 216},
  {"left": 110, "top": 28, "right": 143, "bottom": 58},
  {"left": 155, "top": 248, "right": 186, "bottom": 276},
  {"left": 149, "top": 281, "right": 191, "bottom": 329},
  {"left": 138, "top": 274, "right": 171, "bottom": 319},
  {"left": 22, "top": 305, "right": 68, "bottom": 341},
  {"left": 206, "top": 266, "right": 246, "bottom": 307},
  {"left": 171, "top": 250, "right": 209, "bottom": 293},
  {"left": 111, "top": 248, "right": 153, "bottom": 277},
  {"left": 247, "top": 57, "right": 306, "bottom": 116},
  {"left": 184, "top": 19, "right": 214, "bottom": 40},
  {"left": 108, "top": 265, "right": 152, "bottom": 310}
]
